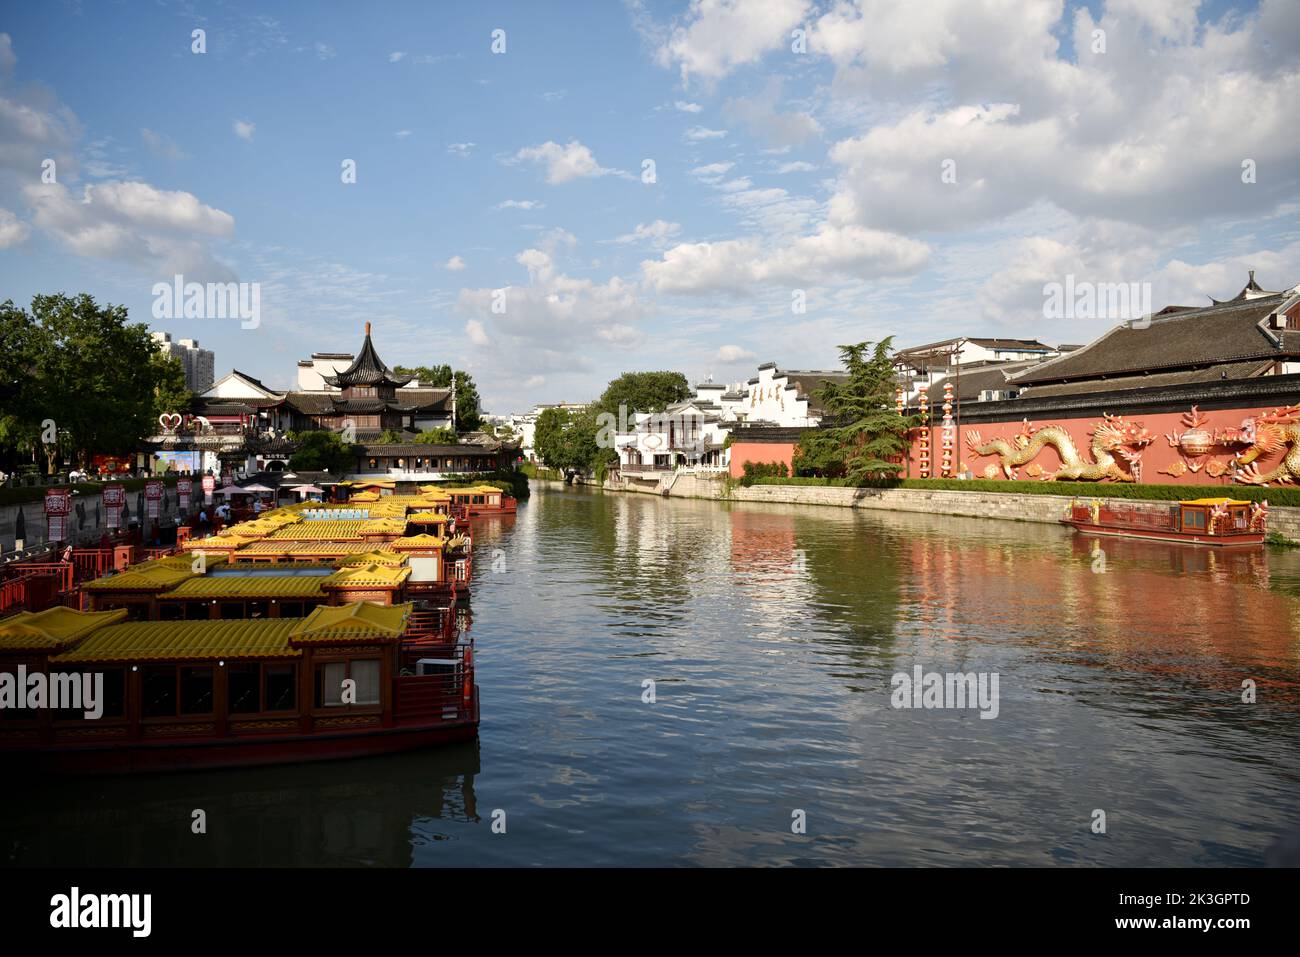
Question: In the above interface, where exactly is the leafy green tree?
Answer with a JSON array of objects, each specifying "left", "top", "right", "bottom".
[
  {"left": 595, "top": 371, "right": 690, "bottom": 417},
  {"left": 533, "top": 407, "right": 572, "bottom": 467},
  {"left": 412, "top": 427, "right": 458, "bottom": 445},
  {"left": 0, "top": 300, "right": 42, "bottom": 470},
  {"left": 394, "top": 364, "right": 482, "bottom": 433},
  {"left": 376, "top": 429, "right": 406, "bottom": 444},
  {"left": 817, "top": 338, "right": 915, "bottom": 483},
  {"left": 289, "top": 430, "right": 358, "bottom": 473},
  {"left": 151, "top": 352, "right": 193, "bottom": 423},
  {"left": 793, "top": 429, "right": 847, "bottom": 477}
]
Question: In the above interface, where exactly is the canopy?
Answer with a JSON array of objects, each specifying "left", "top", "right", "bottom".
[
  {"left": 214, "top": 484, "right": 251, "bottom": 496},
  {"left": 291, "top": 484, "right": 325, "bottom": 495},
  {"left": 241, "top": 483, "right": 274, "bottom": 493}
]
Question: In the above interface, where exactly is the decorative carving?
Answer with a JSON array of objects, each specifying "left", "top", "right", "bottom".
[
  {"left": 965, "top": 414, "right": 1153, "bottom": 482},
  {"left": 1228, "top": 404, "right": 1300, "bottom": 486}
]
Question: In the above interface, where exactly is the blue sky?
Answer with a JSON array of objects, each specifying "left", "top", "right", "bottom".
[{"left": 1, "top": 0, "right": 1297, "bottom": 413}]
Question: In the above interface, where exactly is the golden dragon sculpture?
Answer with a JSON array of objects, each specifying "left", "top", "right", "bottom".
[
  {"left": 1227, "top": 404, "right": 1300, "bottom": 485},
  {"left": 965, "top": 414, "right": 1154, "bottom": 482}
]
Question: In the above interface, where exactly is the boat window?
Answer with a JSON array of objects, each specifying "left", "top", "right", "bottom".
[
  {"left": 185, "top": 602, "right": 208, "bottom": 620},
  {"left": 1181, "top": 509, "right": 1207, "bottom": 531},
  {"left": 141, "top": 666, "right": 177, "bottom": 717},
  {"left": 53, "top": 669, "right": 126, "bottom": 721},
  {"left": 314, "top": 661, "right": 348, "bottom": 708},
  {"left": 265, "top": 665, "right": 296, "bottom": 711},
  {"left": 158, "top": 603, "right": 183, "bottom": 621},
  {"left": 279, "top": 601, "right": 304, "bottom": 618},
  {"left": 352, "top": 659, "right": 381, "bottom": 706},
  {"left": 220, "top": 602, "right": 245, "bottom": 620},
  {"left": 180, "top": 667, "right": 214, "bottom": 715},
  {"left": 247, "top": 601, "right": 268, "bottom": 620},
  {"left": 228, "top": 663, "right": 259, "bottom": 714}
]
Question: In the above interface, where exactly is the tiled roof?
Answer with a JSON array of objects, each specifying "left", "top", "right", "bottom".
[
  {"left": 336, "top": 549, "right": 408, "bottom": 566},
  {"left": 322, "top": 327, "right": 412, "bottom": 388},
  {"left": 1012, "top": 292, "right": 1300, "bottom": 385},
  {"left": 267, "top": 521, "right": 368, "bottom": 540},
  {"left": 288, "top": 601, "right": 411, "bottom": 645},
  {"left": 234, "top": 540, "right": 374, "bottom": 556},
  {"left": 322, "top": 563, "right": 412, "bottom": 588},
  {"left": 161, "top": 576, "right": 328, "bottom": 599},
  {"left": 0, "top": 608, "right": 128, "bottom": 653},
  {"left": 83, "top": 563, "right": 196, "bottom": 592},
  {"left": 358, "top": 443, "right": 500, "bottom": 455},
  {"left": 390, "top": 533, "right": 449, "bottom": 551},
  {"left": 1021, "top": 360, "right": 1273, "bottom": 398},
  {"left": 53, "top": 618, "right": 302, "bottom": 663}
]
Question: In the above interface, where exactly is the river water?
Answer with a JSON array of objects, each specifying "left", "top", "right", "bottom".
[{"left": 4, "top": 483, "right": 1300, "bottom": 867}]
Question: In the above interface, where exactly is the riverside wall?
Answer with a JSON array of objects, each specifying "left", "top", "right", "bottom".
[{"left": 558, "top": 472, "right": 1300, "bottom": 544}]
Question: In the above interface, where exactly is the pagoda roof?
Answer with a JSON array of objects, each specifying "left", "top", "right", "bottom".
[
  {"left": 322, "top": 323, "right": 413, "bottom": 388},
  {"left": 54, "top": 618, "right": 302, "bottom": 664}
]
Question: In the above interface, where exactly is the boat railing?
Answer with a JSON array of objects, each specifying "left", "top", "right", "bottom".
[
  {"left": 394, "top": 642, "right": 474, "bottom": 723},
  {"left": 1070, "top": 501, "right": 1177, "bottom": 531}
]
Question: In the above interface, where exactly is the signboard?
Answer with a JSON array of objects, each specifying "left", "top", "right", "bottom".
[
  {"left": 145, "top": 480, "right": 163, "bottom": 519},
  {"left": 92, "top": 454, "right": 132, "bottom": 476},
  {"left": 103, "top": 483, "right": 125, "bottom": 530},
  {"left": 177, "top": 478, "right": 193, "bottom": 512},
  {"left": 45, "top": 488, "right": 71, "bottom": 543},
  {"left": 202, "top": 474, "right": 215, "bottom": 504}
]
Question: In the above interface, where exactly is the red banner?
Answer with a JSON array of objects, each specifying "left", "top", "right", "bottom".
[
  {"left": 177, "top": 478, "right": 192, "bottom": 511},
  {"left": 202, "top": 474, "right": 215, "bottom": 504}
]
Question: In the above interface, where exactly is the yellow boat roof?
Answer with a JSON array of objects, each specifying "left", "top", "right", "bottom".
[
  {"left": 1180, "top": 498, "right": 1253, "bottom": 506},
  {"left": 0, "top": 607, "right": 128, "bottom": 653},
  {"left": 53, "top": 618, "right": 302, "bottom": 663}
]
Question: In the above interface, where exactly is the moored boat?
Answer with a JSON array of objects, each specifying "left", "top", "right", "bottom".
[{"left": 1062, "top": 496, "right": 1268, "bottom": 546}]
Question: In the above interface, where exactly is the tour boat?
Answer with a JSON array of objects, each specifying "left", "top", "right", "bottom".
[
  {"left": 0, "top": 495, "right": 481, "bottom": 774},
  {"left": 441, "top": 485, "right": 518, "bottom": 518},
  {"left": 0, "top": 602, "right": 478, "bottom": 774},
  {"left": 1062, "top": 497, "right": 1268, "bottom": 546}
]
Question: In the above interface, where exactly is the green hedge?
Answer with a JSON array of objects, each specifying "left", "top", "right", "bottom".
[
  {"left": 0, "top": 475, "right": 182, "bottom": 507},
  {"left": 743, "top": 476, "right": 1300, "bottom": 507}
]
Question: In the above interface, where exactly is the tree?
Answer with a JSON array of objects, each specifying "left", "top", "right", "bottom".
[
  {"left": 0, "top": 300, "right": 42, "bottom": 470},
  {"left": 792, "top": 429, "right": 846, "bottom": 478},
  {"left": 816, "top": 338, "right": 916, "bottom": 483},
  {"left": 595, "top": 371, "right": 690, "bottom": 418},
  {"left": 533, "top": 407, "right": 572, "bottom": 467},
  {"left": 412, "top": 427, "right": 458, "bottom": 445},
  {"left": 393, "top": 364, "right": 482, "bottom": 433},
  {"left": 289, "top": 430, "right": 357, "bottom": 473},
  {"left": 151, "top": 352, "right": 193, "bottom": 423}
]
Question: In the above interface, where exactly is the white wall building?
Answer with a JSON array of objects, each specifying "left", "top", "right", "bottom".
[{"left": 152, "top": 332, "right": 215, "bottom": 392}]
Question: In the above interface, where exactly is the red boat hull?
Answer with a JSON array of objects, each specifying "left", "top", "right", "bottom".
[
  {"left": 2, "top": 689, "right": 479, "bottom": 775},
  {"left": 1062, "top": 519, "right": 1265, "bottom": 547}
]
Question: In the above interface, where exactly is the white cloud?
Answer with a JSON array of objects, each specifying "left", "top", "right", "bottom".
[
  {"left": 723, "top": 78, "right": 821, "bottom": 148},
  {"left": 140, "top": 128, "right": 186, "bottom": 159},
  {"left": 495, "top": 199, "right": 544, "bottom": 211},
  {"left": 775, "top": 161, "right": 816, "bottom": 173},
  {"left": 657, "top": 0, "right": 811, "bottom": 83},
  {"left": 233, "top": 120, "right": 255, "bottom": 141},
  {"left": 684, "top": 125, "right": 727, "bottom": 141},
  {"left": 465, "top": 318, "right": 491, "bottom": 346},
  {"left": 690, "top": 161, "right": 733, "bottom": 182},
  {"left": 611, "top": 220, "right": 682, "bottom": 247},
  {"left": 395, "top": 129, "right": 412, "bottom": 138},
  {"left": 314, "top": 42, "right": 336, "bottom": 60},
  {"left": 23, "top": 180, "right": 236, "bottom": 281},
  {"left": 715, "top": 344, "right": 756, "bottom": 363},
  {"left": 642, "top": 223, "right": 929, "bottom": 295},
  {"left": 675, "top": 100, "right": 703, "bottom": 112},
  {"left": 388, "top": 51, "right": 406, "bottom": 62},
  {"left": 0, "top": 33, "right": 16, "bottom": 77},
  {"left": 0, "top": 207, "right": 29, "bottom": 248},
  {"left": 447, "top": 142, "right": 475, "bottom": 157},
  {"left": 446, "top": 255, "right": 467, "bottom": 271},
  {"left": 512, "top": 139, "right": 621, "bottom": 184}
]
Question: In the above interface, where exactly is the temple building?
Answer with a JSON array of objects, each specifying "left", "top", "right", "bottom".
[{"left": 146, "top": 324, "right": 516, "bottom": 482}]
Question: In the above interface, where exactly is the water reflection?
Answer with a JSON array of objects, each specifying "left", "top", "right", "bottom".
[{"left": 3, "top": 485, "right": 1298, "bottom": 867}]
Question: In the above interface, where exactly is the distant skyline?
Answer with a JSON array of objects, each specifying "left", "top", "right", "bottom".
[{"left": 1, "top": 0, "right": 1297, "bottom": 413}]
